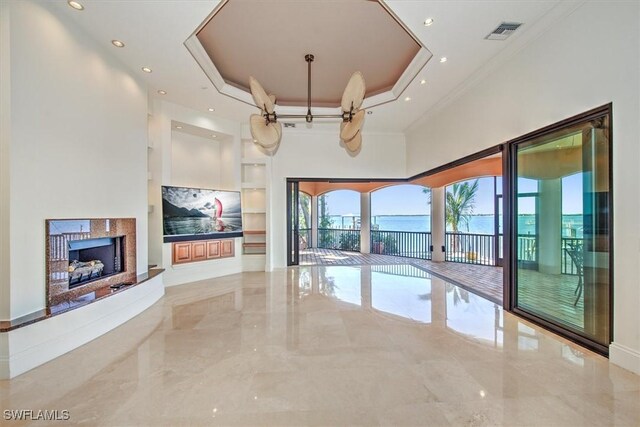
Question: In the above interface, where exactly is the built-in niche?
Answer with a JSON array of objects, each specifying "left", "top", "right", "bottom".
[{"left": 46, "top": 218, "right": 137, "bottom": 306}]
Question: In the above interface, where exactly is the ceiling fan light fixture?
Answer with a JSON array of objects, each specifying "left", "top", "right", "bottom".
[
  {"left": 249, "top": 76, "right": 274, "bottom": 114},
  {"left": 344, "top": 131, "right": 362, "bottom": 153},
  {"left": 250, "top": 114, "right": 281, "bottom": 149},
  {"left": 340, "top": 109, "right": 366, "bottom": 142},
  {"left": 248, "top": 54, "right": 367, "bottom": 156}
]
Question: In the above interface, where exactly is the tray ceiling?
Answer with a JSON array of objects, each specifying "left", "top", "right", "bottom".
[{"left": 189, "top": 0, "right": 430, "bottom": 109}]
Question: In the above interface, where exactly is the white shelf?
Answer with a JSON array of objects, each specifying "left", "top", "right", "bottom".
[{"left": 241, "top": 145, "right": 268, "bottom": 267}]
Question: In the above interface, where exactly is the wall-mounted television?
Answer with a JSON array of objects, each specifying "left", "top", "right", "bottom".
[{"left": 162, "top": 186, "right": 243, "bottom": 242}]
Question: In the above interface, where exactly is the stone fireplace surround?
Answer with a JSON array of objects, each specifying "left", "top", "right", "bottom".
[
  {"left": 1, "top": 217, "right": 164, "bottom": 379},
  {"left": 46, "top": 218, "right": 137, "bottom": 307}
]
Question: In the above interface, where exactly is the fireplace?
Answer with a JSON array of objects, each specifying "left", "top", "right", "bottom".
[
  {"left": 68, "top": 236, "right": 125, "bottom": 288},
  {"left": 46, "top": 218, "right": 137, "bottom": 306}
]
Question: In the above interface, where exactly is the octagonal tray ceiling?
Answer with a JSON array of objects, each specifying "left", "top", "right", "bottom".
[{"left": 186, "top": 0, "right": 432, "bottom": 110}]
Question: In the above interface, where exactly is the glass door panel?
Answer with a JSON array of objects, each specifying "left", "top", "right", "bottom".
[
  {"left": 512, "top": 111, "right": 611, "bottom": 351},
  {"left": 286, "top": 181, "right": 300, "bottom": 266}
]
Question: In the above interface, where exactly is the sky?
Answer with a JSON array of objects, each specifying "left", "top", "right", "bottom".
[{"left": 318, "top": 174, "right": 584, "bottom": 217}]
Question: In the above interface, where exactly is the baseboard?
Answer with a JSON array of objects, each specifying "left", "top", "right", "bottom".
[
  {"left": 0, "top": 333, "right": 8, "bottom": 379},
  {"left": 610, "top": 342, "right": 640, "bottom": 375}
]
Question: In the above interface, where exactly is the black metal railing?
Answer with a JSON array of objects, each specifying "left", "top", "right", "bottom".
[
  {"left": 370, "top": 230, "right": 432, "bottom": 260},
  {"left": 562, "top": 237, "right": 583, "bottom": 275},
  {"left": 517, "top": 235, "right": 537, "bottom": 262},
  {"left": 445, "top": 232, "right": 496, "bottom": 265},
  {"left": 317, "top": 228, "right": 360, "bottom": 252},
  {"left": 299, "top": 228, "right": 311, "bottom": 249},
  {"left": 49, "top": 232, "right": 91, "bottom": 261},
  {"left": 371, "top": 264, "right": 431, "bottom": 279}
]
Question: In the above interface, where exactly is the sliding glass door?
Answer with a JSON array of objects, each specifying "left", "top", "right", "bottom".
[
  {"left": 286, "top": 180, "right": 300, "bottom": 266},
  {"left": 510, "top": 106, "right": 611, "bottom": 353}
]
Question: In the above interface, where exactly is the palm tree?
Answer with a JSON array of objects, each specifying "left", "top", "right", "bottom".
[
  {"left": 298, "top": 192, "right": 311, "bottom": 229},
  {"left": 446, "top": 180, "right": 479, "bottom": 232}
]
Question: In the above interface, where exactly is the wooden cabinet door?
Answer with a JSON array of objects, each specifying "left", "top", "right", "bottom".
[
  {"left": 192, "top": 241, "right": 207, "bottom": 261},
  {"left": 207, "top": 240, "right": 221, "bottom": 259},
  {"left": 172, "top": 242, "right": 192, "bottom": 264},
  {"left": 221, "top": 239, "right": 234, "bottom": 257}
]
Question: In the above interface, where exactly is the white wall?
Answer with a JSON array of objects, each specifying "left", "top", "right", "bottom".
[
  {"left": 6, "top": 0, "right": 150, "bottom": 319},
  {"left": 171, "top": 131, "right": 221, "bottom": 189},
  {"left": 405, "top": 2, "right": 640, "bottom": 373},
  {"left": 268, "top": 129, "right": 407, "bottom": 269}
]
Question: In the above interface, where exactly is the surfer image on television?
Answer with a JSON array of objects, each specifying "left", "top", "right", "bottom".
[{"left": 161, "top": 186, "right": 243, "bottom": 238}]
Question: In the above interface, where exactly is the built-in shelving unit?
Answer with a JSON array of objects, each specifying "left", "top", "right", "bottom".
[{"left": 241, "top": 140, "right": 269, "bottom": 259}]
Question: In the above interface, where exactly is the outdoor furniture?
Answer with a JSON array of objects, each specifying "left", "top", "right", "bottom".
[{"left": 564, "top": 242, "right": 583, "bottom": 306}]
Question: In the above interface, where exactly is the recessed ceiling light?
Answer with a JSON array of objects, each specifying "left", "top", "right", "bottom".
[
  {"left": 424, "top": 18, "right": 434, "bottom": 26},
  {"left": 142, "top": 67, "right": 152, "bottom": 73},
  {"left": 208, "top": 108, "right": 215, "bottom": 112},
  {"left": 367, "top": 111, "right": 373, "bottom": 115},
  {"left": 212, "top": 134, "right": 217, "bottom": 138},
  {"left": 253, "top": 139, "right": 258, "bottom": 143},
  {"left": 175, "top": 126, "right": 182, "bottom": 129},
  {"left": 420, "top": 79, "right": 427, "bottom": 85},
  {"left": 111, "top": 40, "right": 125, "bottom": 48},
  {"left": 157, "top": 90, "right": 167, "bottom": 95},
  {"left": 67, "top": 1, "right": 84, "bottom": 10},
  {"left": 404, "top": 97, "right": 411, "bottom": 102},
  {"left": 440, "top": 57, "right": 448, "bottom": 63}
]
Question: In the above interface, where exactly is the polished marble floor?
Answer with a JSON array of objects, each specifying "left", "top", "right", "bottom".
[
  {"left": 1, "top": 266, "right": 638, "bottom": 426},
  {"left": 300, "top": 248, "right": 503, "bottom": 303}
]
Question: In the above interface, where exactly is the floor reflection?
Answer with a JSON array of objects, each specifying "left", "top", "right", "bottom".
[
  {"left": 295, "top": 264, "right": 506, "bottom": 347},
  {"left": 1, "top": 267, "right": 637, "bottom": 427}
]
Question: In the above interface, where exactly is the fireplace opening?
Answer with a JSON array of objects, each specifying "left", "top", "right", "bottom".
[{"left": 68, "top": 236, "right": 125, "bottom": 288}]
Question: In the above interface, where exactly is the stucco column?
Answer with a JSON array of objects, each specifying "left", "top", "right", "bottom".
[
  {"left": 538, "top": 178, "right": 562, "bottom": 274},
  {"left": 311, "top": 195, "right": 318, "bottom": 248},
  {"left": 431, "top": 187, "right": 446, "bottom": 262},
  {"left": 360, "top": 192, "right": 371, "bottom": 253}
]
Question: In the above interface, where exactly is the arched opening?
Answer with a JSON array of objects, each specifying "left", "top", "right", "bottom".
[
  {"left": 370, "top": 184, "right": 432, "bottom": 258},
  {"left": 317, "top": 190, "right": 361, "bottom": 252},
  {"left": 444, "top": 176, "right": 500, "bottom": 266}
]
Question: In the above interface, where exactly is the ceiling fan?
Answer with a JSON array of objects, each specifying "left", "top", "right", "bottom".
[{"left": 249, "top": 54, "right": 366, "bottom": 154}]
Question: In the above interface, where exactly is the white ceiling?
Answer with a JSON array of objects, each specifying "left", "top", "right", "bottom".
[{"left": 53, "top": 0, "right": 567, "bottom": 133}]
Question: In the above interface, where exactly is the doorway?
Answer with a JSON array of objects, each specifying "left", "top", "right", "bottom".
[{"left": 507, "top": 104, "right": 612, "bottom": 355}]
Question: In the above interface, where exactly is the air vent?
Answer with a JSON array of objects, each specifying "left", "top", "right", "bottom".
[
  {"left": 485, "top": 22, "right": 523, "bottom": 41},
  {"left": 283, "top": 123, "right": 296, "bottom": 128}
]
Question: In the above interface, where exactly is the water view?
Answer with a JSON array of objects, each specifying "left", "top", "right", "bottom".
[
  {"left": 163, "top": 217, "right": 242, "bottom": 236},
  {"left": 329, "top": 214, "right": 583, "bottom": 237}
]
